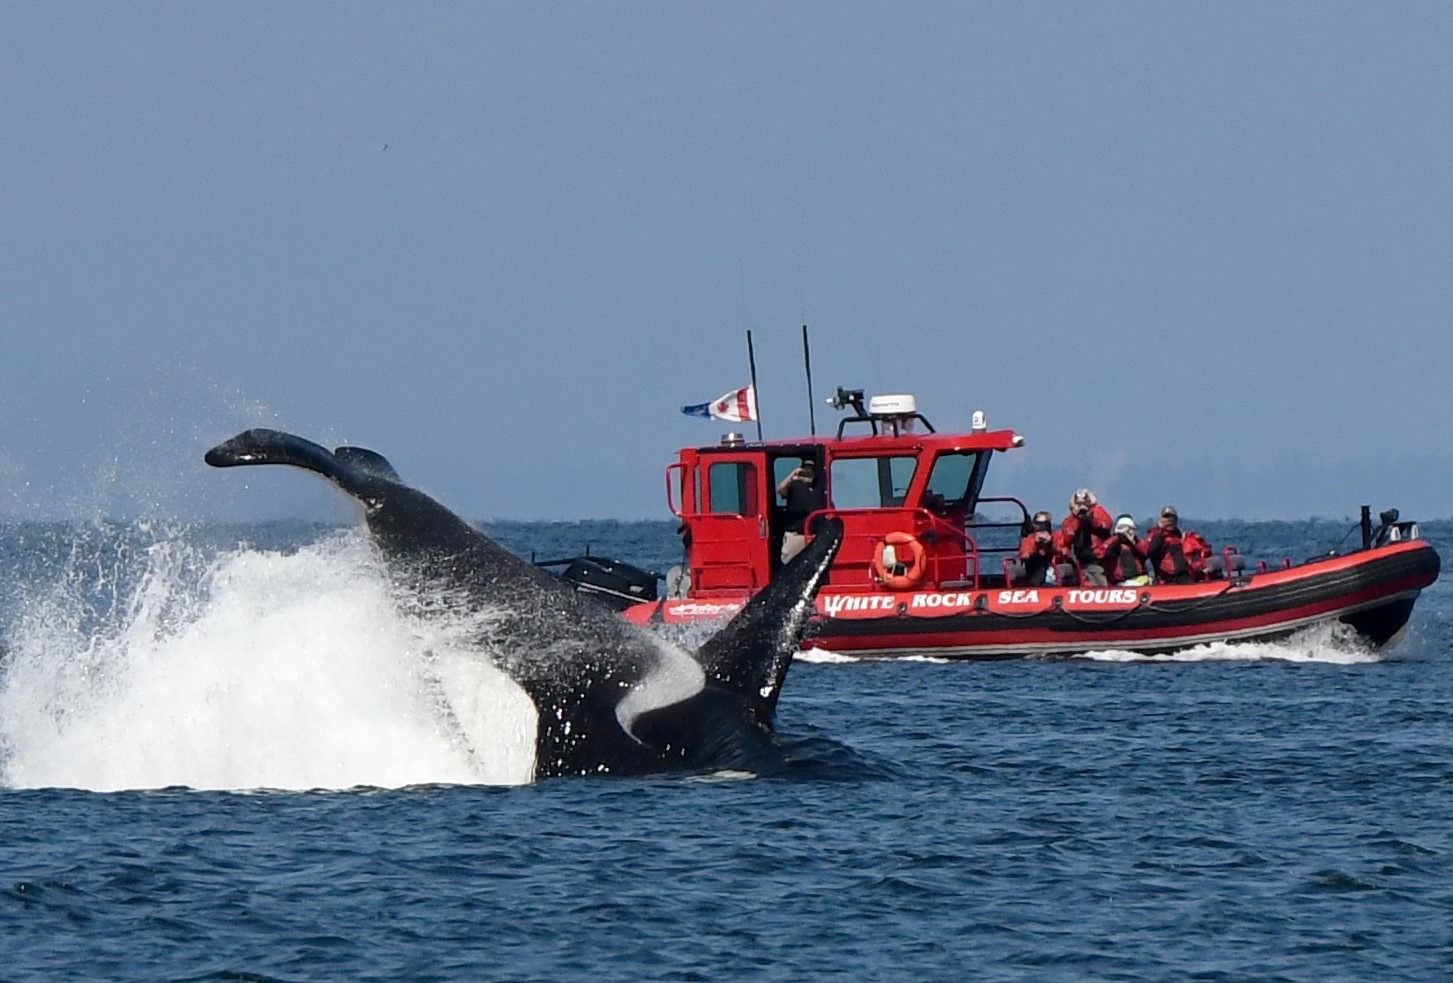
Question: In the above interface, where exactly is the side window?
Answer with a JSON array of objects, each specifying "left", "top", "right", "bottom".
[
  {"left": 829, "top": 456, "right": 918, "bottom": 509},
  {"left": 707, "top": 462, "right": 757, "bottom": 516}
]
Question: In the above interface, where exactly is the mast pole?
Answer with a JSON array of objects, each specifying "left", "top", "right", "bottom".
[
  {"left": 746, "top": 330, "right": 763, "bottom": 442},
  {"left": 802, "top": 323, "right": 816, "bottom": 437}
]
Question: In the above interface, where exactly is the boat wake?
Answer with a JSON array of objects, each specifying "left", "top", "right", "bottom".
[
  {"left": 0, "top": 528, "right": 538, "bottom": 791},
  {"left": 796, "top": 648, "right": 864, "bottom": 664},
  {"left": 796, "top": 622, "right": 1382, "bottom": 665},
  {"left": 1066, "top": 622, "right": 1381, "bottom": 664}
]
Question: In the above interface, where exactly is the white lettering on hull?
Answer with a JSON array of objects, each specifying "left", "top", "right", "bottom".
[
  {"left": 1065, "top": 589, "right": 1138, "bottom": 605},
  {"left": 910, "top": 592, "right": 976, "bottom": 609},
  {"left": 817, "top": 585, "right": 1141, "bottom": 618},
  {"left": 667, "top": 602, "right": 745, "bottom": 618},
  {"left": 822, "top": 594, "right": 899, "bottom": 616}
]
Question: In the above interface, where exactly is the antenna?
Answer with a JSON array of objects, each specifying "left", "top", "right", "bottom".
[
  {"left": 802, "top": 323, "right": 817, "bottom": 436},
  {"left": 746, "top": 330, "right": 764, "bottom": 442}
]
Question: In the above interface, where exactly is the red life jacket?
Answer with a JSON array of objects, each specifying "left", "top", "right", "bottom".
[
  {"left": 1104, "top": 537, "right": 1149, "bottom": 583},
  {"left": 1147, "top": 526, "right": 1190, "bottom": 581},
  {"left": 1019, "top": 532, "right": 1057, "bottom": 562},
  {"left": 1016, "top": 532, "right": 1060, "bottom": 585},
  {"left": 1182, "top": 531, "right": 1213, "bottom": 578},
  {"left": 1060, "top": 505, "right": 1114, "bottom": 566}
]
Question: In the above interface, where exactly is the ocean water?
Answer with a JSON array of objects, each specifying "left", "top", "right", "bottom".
[{"left": 1, "top": 517, "right": 1450, "bottom": 981}]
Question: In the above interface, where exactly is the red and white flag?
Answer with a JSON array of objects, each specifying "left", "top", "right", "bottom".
[{"left": 682, "top": 384, "right": 756, "bottom": 422}]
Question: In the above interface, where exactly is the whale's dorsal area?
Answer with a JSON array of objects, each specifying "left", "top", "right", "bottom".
[{"left": 206, "top": 428, "right": 842, "bottom": 779}]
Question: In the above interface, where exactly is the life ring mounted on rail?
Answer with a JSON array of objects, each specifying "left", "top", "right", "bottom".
[{"left": 872, "top": 531, "right": 927, "bottom": 589}]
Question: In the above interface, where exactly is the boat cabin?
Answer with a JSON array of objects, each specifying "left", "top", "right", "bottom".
[{"left": 667, "top": 389, "right": 1028, "bottom": 596}]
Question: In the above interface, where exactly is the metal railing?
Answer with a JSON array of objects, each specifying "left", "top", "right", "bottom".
[{"left": 807, "top": 497, "right": 1031, "bottom": 589}]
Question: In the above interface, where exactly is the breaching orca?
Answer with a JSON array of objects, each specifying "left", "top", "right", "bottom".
[{"left": 205, "top": 429, "right": 842, "bottom": 779}]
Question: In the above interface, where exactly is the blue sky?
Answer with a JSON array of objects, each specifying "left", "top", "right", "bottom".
[{"left": 2, "top": 3, "right": 1449, "bottom": 523}]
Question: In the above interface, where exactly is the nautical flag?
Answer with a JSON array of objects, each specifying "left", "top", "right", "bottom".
[{"left": 682, "top": 384, "right": 757, "bottom": 422}]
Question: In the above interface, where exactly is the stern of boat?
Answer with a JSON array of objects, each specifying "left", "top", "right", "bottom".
[{"left": 1339, "top": 536, "right": 1440, "bottom": 649}]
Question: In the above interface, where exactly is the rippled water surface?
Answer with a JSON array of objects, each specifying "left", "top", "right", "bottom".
[{"left": 1, "top": 519, "right": 1450, "bottom": 981}]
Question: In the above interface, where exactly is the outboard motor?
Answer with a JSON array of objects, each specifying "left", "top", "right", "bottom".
[
  {"left": 1373, "top": 508, "right": 1421, "bottom": 548},
  {"left": 555, "top": 557, "right": 661, "bottom": 611}
]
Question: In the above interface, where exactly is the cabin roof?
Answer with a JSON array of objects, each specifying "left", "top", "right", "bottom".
[{"left": 683, "top": 428, "right": 1024, "bottom": 457}]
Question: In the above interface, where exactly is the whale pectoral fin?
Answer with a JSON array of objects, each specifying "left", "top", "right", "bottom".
[
  {"left": 694, "top": 517, "right": 843, "bottom": 727},
  {"left": 333, "top": 446, "right": 402, "bottom": 483}
]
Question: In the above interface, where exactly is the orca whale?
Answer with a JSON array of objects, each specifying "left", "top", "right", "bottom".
[{"left": 205, "top": 429, "right": 842, "bottom": 780}]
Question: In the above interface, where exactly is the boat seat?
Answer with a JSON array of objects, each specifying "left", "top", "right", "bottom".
[
  {"left": 1053, "top": 562, "right": 1079, "bottom": 587},
  {"left": 1204, "top": 550, "right": 1247, "bottom": 580},
  {"left": 1002, "top": 557, "right": 1027, "bottom": 586}
]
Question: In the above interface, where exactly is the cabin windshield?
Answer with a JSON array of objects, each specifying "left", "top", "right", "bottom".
[
  {"left": 828, "top": 455, "right": 918, "bottom": 509},
  {"left": 923, "top": 450, "right": 991, "bottom": 513}
]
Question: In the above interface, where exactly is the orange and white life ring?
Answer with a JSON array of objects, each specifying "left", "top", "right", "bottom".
[{"left": 872, "top": 531, "right": 926, "bottom": 589}]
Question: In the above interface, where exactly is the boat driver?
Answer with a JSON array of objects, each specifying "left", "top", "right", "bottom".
[{"left": 778, "top": 459, "right": 826, "bottom": 564}]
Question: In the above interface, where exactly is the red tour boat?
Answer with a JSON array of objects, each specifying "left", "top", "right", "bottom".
[{"left": 622, "top": 388, "right": 1440, "bottom": 659}]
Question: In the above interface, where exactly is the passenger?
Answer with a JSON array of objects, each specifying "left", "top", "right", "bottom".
[
  {"left": 778, "top": 459, "right": 826, "bottom": 564},
  {"left": 1182, "top": 530, "right": 1215, "bottom": 579},
  {"left": 1102, "top": 514, "right": 1151, "bottom": 586},
  {"left": 668, "top": 521, "right": 693, "bottom": 597},
  {"left": 1061, "top": 488, "right": 1113, "bottom": 587},
  {"left": 1146, "top": 505, "right": 1197, "bottom": 584},
  {"left": 1016, "top": 510, "right": 1061, "bottom": 587}
]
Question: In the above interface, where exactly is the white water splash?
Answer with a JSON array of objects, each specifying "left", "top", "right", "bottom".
[{"left": 0, "top": 530, "right": 538, "bottom": 791}]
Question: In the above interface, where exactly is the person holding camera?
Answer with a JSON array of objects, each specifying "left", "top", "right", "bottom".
[
  {"left": 1145, "top": 505, "right": 1212, "bottom": 584},
  {"left": 1060, "top": 488, "right": 1113, "bottom": 586},
  {"left": 1102, "top": 513, "right": 1151, "bottom": 586},
  {"left": 778, "top": 459, "right": 825, "bottom": 564},
  {"left": 1016, "top": 510, "right": 1063, "bottom": 586}
]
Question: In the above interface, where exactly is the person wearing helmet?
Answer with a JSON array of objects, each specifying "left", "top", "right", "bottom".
[
  {"left": 1102, "top": 513, "right": 1151, "bottom": 586},
  {"left": 1016, "top": 509, "right": 1063, "bottom": 586},
  {"left": 1146, "top": 505, "right": 1196, "bottom": 584},
  {"left": 1060, "top": 488, "right": 1114, "bottom": 586}
]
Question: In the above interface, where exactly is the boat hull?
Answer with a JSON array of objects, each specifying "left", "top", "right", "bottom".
[{"left": 630, "top": 540, "right": 1440, "bottom": 660}]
